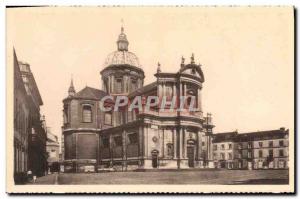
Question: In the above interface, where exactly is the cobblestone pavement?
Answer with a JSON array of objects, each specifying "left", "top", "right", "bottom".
[{"left": 30, "top": 169, "right": 289, "bottom": 185}]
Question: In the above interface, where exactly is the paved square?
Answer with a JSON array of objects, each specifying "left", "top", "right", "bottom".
[{"left": 31, "top": 169, "right": 289, "bottom": 185}]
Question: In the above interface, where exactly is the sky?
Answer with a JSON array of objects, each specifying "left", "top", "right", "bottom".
[{"left": 7, "top": 7, "right": 294, "bottom": 143}]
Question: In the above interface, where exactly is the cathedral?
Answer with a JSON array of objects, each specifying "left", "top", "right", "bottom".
[{"left": 62, "top": 26, "right": 214, "bottom": 172}]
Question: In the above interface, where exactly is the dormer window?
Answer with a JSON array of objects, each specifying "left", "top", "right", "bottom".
[{"left": 82, "top": 105, "right": 92, "bottom": 123}]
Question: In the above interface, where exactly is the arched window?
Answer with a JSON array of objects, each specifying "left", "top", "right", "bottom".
[
  {"left": 128, "top": 133, "right": 138, "bottom": 144},
  {"left": 115, "top": 78, "right": 123, "bottom": 93},
  {"left": 63, "top": 105, "right": 69, "bottom": 124},
  {"left": 186, "top": 89, "right": 197, "bottom": 109},
  {"left": 82, "top": 105, "right": 92, "bottom": 123},
  {"left": 130, "top": 78, "right": 138, "bottom": 92}
]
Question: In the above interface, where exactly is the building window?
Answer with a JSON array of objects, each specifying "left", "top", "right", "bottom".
[
  {"left": 259, "top": 150, "right": 263, "bottom": 158},
  {"left": 238, "top": 151, "right": 242, "bottom": 159},
  {"left": 279, "top": 149, "right": 284, "bottom": 157},
  {"left": 104, "top": 112, "right": 112, "bottom": 125},
  {"left": 221, "top": 144, "right": 225, "bottom": 150},
  {"left": 63, "top": 106, "right": 69, "bottom": 124},
  {"left": 228, "top": 144, "right": 232, "bottom": 149},
  {"left": 269, "top": 149, "right": 273, "bottom": 158},
  {"left": 115, "top": 78, "right": 123, "bottom": 93},
  {"left": 238, "top": 143, "right": 242, "bottom": 149},
  {"left": 130, "top": 78, "right": 138, "bottom": 91},
  {"left": 213, "top": 144, "right": 217, "bottom": 151},
  {"left": 228, "top": 153, "right": 233, "bottom": 160},
  {"left": 202, "top": 141, "right": 205, "bottom": 146},
  {"left": 269, "top": 141, "right": 273, "bottom": 147},
  {"left": 247, "top": 142, "right": 252, "bottom": 149},
  {"left": 220, "top": 153, "right": 225, "bottom": 160},
  {"left": 104, "top": 80, "right": 109, "bottom": 93},
  {"left": 167, "top": 143, "right": 173, "bottom": 156},
  {"left": 114, "top": 136, "right": 123, "bottom": 146},
  {"left": 279, "top": 140, "right": 284, "bottom": 147},
  {"left": 248, "top": 151, "right": 252, "bottom": 158},
  {"left": 213, "top": 153, "right": 217, "bottom": 160},
  {"left": 128, "top": 133, "right": 138, "bottom": 144},
  {"left": 259, "top": 142, "right": 263, "bottom": 148},
  {"left": 102, "top": 137, "right": 109, "bottom": 148},
  {"left": 82, "top": 105, "right": 92, "bottom": 123}
]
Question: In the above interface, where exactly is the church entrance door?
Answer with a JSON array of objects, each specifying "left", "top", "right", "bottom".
[
  {"left": 151, "top": 150, "right": 159, "bottom": 168},
  {"left": 187, "top": 146, "right": 195, "bottom": 168}
]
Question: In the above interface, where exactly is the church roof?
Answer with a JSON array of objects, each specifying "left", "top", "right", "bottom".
[
  {"left": 128, "top": 82, "right": 157, "bottom": 98},
  {"left": 66, "top": 86, "right": 107, "bottom": 100}
]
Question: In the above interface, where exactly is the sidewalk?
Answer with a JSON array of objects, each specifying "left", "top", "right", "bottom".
[{"left": 27, "top": 173, "right": 58, "bottom": 185}]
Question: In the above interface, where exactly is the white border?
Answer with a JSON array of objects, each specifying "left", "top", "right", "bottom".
[{"left": 1, "top": 0, "right": 298, "bottom": 198}]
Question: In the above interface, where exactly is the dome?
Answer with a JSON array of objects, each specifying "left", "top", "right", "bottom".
[
  {"left": 104, "top": 50, "right": 141, "bottom": 68},
  {"left": 103, "top": 26, "right": 142, "bottom": 69}
]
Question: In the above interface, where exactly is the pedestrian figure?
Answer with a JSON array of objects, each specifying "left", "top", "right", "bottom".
[{"left": 27, "top": 170, "right": 33, "bottom": 183}]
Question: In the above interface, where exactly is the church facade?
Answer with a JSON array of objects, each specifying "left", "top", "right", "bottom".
[{"left": 62, "top": 26, "right": 214, "bottom": 172}]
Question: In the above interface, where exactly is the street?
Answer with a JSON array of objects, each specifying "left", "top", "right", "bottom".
[{"left": 29, "top": 169, "right": 289, "bottom": 185}]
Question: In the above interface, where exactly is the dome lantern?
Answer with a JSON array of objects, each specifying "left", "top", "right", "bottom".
[{"left": 117, "top": 26, "right": 129, "bottom": 51}]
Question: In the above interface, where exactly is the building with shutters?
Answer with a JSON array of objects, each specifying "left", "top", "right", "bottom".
[
  {"left": 212, "top": 128, "right": 289, "bottom": 170},
  {"left": 14, "top": 49, "right": 48, "bottom": 183},
  {"left": 62, "top": 26, "right": 215, "bottom": 172}
]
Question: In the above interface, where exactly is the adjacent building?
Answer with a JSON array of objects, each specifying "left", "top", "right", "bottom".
[
  {"left": 62, "top": 26, "right": 215, "bottom": 172},
  {"left": 212, "top": 128, "right": 289, "bottom": 170},
  {"left": 46, "top": 129, "right": 60, "bottom": 173},
  {"left": 14, "top": 50, "right": 30, "bottom": 182},
  {"left": 14, "top": 49, "right": 48, "bottom": 183},
  {"left": 212, "top": 131, "right": 238, "bottom": 169}
]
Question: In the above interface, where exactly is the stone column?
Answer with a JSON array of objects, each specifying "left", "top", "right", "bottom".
[
  {"left": 96, "top": 133, "right": 100, "bottom": 171},
  {"left": 138, "top": 125, "right": 144, "bottom": 167},
  {"left": 158, "top": 83, "right": 163, "bottom": 97},
  {"left": 109, "top": 133, "right": 113, "bottom": 166},
  {"left": 162, "top": 82, "right": 166, "bottom": 97},
  {"left": 198, "top": 88, "right": 202, "bottom": 111},
  {"left": 173, "top": 128, "right": 177, "bottom": 159},
  {"left": 179, "top": 127, "right": 183, "bottom": 159},
  {"left": 108, "top": 76, "right": 111, "bottom": 94},
  {"left": 197, "top": 131, "right": 202, "bottom": 160},
  {"left": 182, "top": 127, "right": 186, "bottom": 158},
  {"left": 111, "top": 75, "right": 114, "bottom": 93},
  {"left": 161, "top": 128, "right": 164, "bottom": 158},
  {"left": 173, "top": 82, "right": 177, "bottom": 108},
  {"left": 122, "top": 130, "right": 127, "bottom": 170},
  {"left": 124, "top": 75, "right": 128, "bottom": 93}
]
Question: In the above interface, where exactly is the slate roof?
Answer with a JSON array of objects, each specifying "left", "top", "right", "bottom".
[
  {"left": 212, "top": 128, "right": 289, "bottom": 143},
  {"left": 212, "top": 132, "right": 238, "bottom": 143},
  {"left": 64, "top": 86, "right": 107, "bottom": 101},
  {"left": 128, "top": 82, "right": 157, "bottom": 98},
  {"left": 235, "top": 129, "right": 289, "bottom": 142}
]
